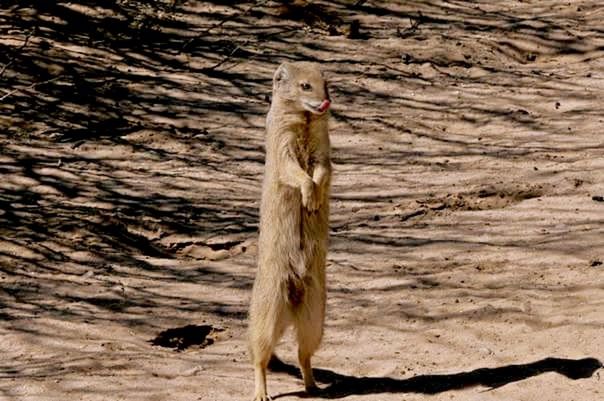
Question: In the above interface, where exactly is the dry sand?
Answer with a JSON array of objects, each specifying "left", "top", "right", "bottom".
[{"left": 1, "top": 1, "right": 603, "bottom": 400}]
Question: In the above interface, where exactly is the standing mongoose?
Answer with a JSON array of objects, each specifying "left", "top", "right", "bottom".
[{"left": 248, "top": 61, "right": 332, "bottom": 401}]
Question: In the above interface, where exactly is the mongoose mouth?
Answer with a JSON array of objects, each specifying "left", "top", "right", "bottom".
[
  {"left": 304, "top": 99, "right": 331, "bottom": 114},
  {"left": 317, "top": 99, "right": 331, "bottom": 113}
]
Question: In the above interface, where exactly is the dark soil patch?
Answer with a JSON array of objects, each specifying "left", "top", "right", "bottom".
[{"left": 150, "top": 324, "right": 222, "bottom": 351}]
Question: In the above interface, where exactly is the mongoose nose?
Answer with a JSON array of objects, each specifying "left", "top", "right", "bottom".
[{"left": 318, "top": 99, "right": 331, "bottom": 113}]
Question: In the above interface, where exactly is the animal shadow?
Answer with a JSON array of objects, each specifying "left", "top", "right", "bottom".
[{"left": 269, "top": 355, "right": 602, "bottom": 399}]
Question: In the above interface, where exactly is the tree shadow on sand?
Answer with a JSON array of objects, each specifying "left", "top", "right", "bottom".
[{"left": 269, "top": 355, "right": 602, "bottom": 399}]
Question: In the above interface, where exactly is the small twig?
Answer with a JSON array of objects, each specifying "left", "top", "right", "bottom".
[
  {"left": 0, "top": 30, "right": 34, "bottom": 79},
  {"left": 182, "top": 0, "right": 266, "bottom": 51},
  {"left": 203, "top": 40, "right": 250, "bottom": 71},
  {"left": 0, "top": 61, "right": 13, "bottom": 79},
  {"left": 0, "top": 75, "right": 62, "bottom": 102},
  {"left": 205, "top": 0, "right": 266, "bottom": 34},
  {"left": 397, "top": 16, "right": 422, "bottom": 38}
]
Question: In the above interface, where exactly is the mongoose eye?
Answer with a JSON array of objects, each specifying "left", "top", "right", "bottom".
[{"left": 300, "top": 82, "right": 312, "bottom": 91}]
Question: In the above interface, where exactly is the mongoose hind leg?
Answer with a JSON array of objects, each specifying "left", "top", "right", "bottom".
[
  {"left": 294, "top": 285, "right": 325, "bottom": 393},
  {"left": 251, "top": 324, "right": 282, "bottom": 401},
  {"left": 297, "top": 346, "right": 319, "bottom": 394},
  {"left": 249, "top": 289, "right": 289, "bottom": 401},
  {"left": 254, "top": 358, "right": 270, "bottom": 401},
  {"left": 252, "top": 357, "right": 270, "bottom": 401}
]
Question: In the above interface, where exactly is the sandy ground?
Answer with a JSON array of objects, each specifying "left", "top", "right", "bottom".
[{"left": 1, "top": 1, "right": 603, "bottom": 400}]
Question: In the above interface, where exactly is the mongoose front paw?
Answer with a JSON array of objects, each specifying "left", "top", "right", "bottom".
[{"left": 301, "top": 180, "right": 318, "bottom": 211}]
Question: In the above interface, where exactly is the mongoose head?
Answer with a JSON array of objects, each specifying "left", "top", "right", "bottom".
[{"left": 272, "top": 62, "right": 331, "bottom": 115}]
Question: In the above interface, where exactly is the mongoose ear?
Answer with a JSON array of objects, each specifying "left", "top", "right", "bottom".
[{"left": 274, "top": 63, "right": 291, "bottom": 84}]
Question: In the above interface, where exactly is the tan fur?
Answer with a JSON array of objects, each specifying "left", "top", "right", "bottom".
[{"left": 248, "top": 62, "right": 332, "bottom": 401}]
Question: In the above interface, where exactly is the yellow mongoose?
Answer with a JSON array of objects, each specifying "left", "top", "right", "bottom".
[{"left": 248, "top": 61, "right": 332, "bottom": 401}]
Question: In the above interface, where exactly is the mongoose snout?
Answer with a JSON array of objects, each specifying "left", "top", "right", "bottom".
[{"left": 313, "top": 99, "right": 331, "bottom": 114}]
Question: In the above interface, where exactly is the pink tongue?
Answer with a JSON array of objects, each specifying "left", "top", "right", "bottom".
[{"left": 318, "top": 99, "right": 331, "bottom": 112}]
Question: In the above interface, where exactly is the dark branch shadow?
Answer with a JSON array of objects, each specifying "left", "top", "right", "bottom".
[{"left": 269, "top": 355, "right": 602, "bottom": 399}]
